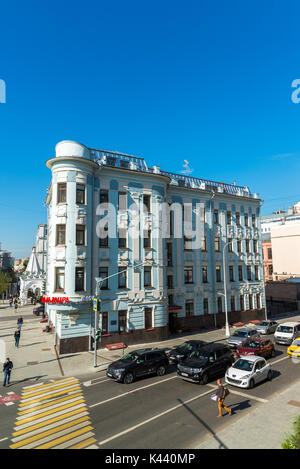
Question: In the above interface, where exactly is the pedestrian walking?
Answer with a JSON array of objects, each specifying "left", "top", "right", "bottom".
[
  {"left": 17, "top": 316, "right": 23, "bottom": 331},
  {"left": 9, "top": 298, "right": 13, "bottom": 308},
  {"left": 14, "top": 329, "right": 21, "bottom": 348},
  {"left": 3, "top": 358, "right": 13, "bottom": 387},
  {"left": 215, "top": 379, "right": 231, "bottom": 418}
]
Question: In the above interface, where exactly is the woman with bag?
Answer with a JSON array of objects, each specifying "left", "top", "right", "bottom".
[{"left": 216, "top": 379, "right": 231, "bottom": 418}]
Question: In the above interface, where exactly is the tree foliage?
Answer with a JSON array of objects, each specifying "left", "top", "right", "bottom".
[
  {"left": 0, "top": 271, "right": 10, "bottom": 296},
  {"left": 282, "top": 415, "right": 300, "bottom": 449}
]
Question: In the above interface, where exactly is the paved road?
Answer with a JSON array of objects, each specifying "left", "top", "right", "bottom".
[{"left": 0, "top": 337, "right": 297, "bottom": 449}]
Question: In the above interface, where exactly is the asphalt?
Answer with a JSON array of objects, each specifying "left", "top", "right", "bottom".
[{"left": 1, "top": 299, "right": 300, "bottom": 449}]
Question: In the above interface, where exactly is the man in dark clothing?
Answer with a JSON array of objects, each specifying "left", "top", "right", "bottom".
[
  {"left": 216, "top": 379, "right": 231, "bottom": 417},
  {"left": 14, "top": 329, "right": 21, "bottom": 348},
  {"left": 17, "top": 316, "right": 23, "bottom": 331},
  {"left": 3, "top": 358, "right": 13, "bottom": 387}
]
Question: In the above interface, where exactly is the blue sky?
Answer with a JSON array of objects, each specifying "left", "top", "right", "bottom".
[{"left": 1, "top": 0, "right": 300, "bottom": 258}]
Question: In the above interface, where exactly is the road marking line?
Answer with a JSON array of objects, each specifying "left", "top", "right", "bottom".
[
  {"left": 18, "top": 386, "right": 81, "bottom": 406},
  {"left": 16, "top": 399, "right": 86, "bottom": 421},
  {"left": 34, "top": 426, "right": 94, "bottom": 449},
  {"left": 13, "top": 411, "right": 89, "bottom": 436},
  {"left": 98, "top": 387, "right": 216, "bottom": 446},
  {"left": 68, "top": 436, "right": 97, "bottom": 449},
  {"left": 18, "top": 393, "right": 83, "bottom": 415},
  {"left": 15, "top": 403, "right": 87, "bottom": 427},
  {"left": 22, "top": 377, "right": 74, "bottom": 393},
  {"left": 272, "top": 356, "right": 289, "bottom": 365},
  {"left": 12, "top": 415, "right": 90, "bottom": 440},
  {"left": 21, "top": 380, "right": 79, "bottom": 399},
  {"left": 90, "top": 375, "right": 177, "bottom": 408},
  {"left": 19, "top": 390, "right": 82, "bottom": 411},
  {"left": 83, "top": 378, "right": 110, "bottom": 387},
  {"left": 10, "top": 418, "right": 90, "bottom": 449},
  {"left": 0, "top": 437, "right": 8, "bottom": 442},
  {"left": 54, "top": 432, "right": 96, "bottom": 450}
]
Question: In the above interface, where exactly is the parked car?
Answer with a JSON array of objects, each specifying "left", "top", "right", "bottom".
[
  {"left": 236, "top": 337, "right": 275, "bottom": 359},
  {"left": 225, "top": 356, "right": 272, "bottom": 389},
  {"left": 227, "top": 327, "right": 260, "bottom": 349},
  {"left": 33, "top": 305, "right": 45, "bottom": 316},
  {"left": 256, "top": 320, "right": 278, "bottom": 335},
  {"left": 106, "top": 348, "right": 169, "bottom": 384},
  {"left": 274, "top": 322, "right": 300, "bottom": 345},
  {"left": 287, "top": 337, "right": 300, "bottom": 359},
  {"left": 177, "top": 343, "right": 234, "bottom": 385},
  {"left": 166, "top": 340, "right": 207, "bottom": 364}
]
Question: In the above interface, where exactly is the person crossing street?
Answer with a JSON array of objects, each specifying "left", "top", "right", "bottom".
[
  {"left": 216, "top": 379, "right": 232, "bottom": 417},
  {"left": 14, "top": 329, "right": 21, "bottom": 348},
  {"left": 3, "top": 358, "right": 13, "bottom": 387}
]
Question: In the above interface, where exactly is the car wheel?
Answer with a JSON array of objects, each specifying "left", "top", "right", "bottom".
[
  {"left": 157, "top": 365, "right": 166, "bottom": 377},
  {"left": 267, "top": 370, "right": 272, "bottom": 381},
  {"left": 248, "top": 378, "right": 255, "bottom": 389},
  {"left": 200, "top": 372, "right": 209, "bottom": 385},
  {"left": 123, "top": 373, "right": 134, "bottom": 384}
]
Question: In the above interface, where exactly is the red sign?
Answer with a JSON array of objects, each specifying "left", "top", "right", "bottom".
[
  {"left": 41, "top": 297, "right": 70, "bottom": 304},
  {"left": 0, "top": 393, "right": 21, "bottom": 405}
]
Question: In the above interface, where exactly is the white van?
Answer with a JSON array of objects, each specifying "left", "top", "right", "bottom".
[{"left": 274, "top": 322, "right": 300, "bottom": 345}]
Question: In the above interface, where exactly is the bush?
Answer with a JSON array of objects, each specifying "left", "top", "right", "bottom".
[{"left": 282, "top": 415, "right": 300, "bottom": 449}]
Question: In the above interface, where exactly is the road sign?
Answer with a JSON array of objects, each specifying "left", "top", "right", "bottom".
[{"left": 93, "top": 299, "right": 98, "bottom": 312}]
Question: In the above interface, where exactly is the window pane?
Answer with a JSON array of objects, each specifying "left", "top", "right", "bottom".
[
  {"left": 76, "top": 184, "right": 85, "bottom": 204},
  {"left": 76, "top": 225, "right": 85, "bottom": 245},
  {"left": 75, "top": 267, "right": 84, "bottom": 291},
  {"left": 57, "top": 183, "right": 66, "bottom": 203},
  {"left": 55, "top": 268, "right": 65, "bottom": 291},
  {"left": 56, "top": 225, "right": 66, "bottom": 245}
]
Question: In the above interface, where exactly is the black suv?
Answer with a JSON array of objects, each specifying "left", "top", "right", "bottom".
[
  {"left": 107, "top": 348, "right": 169, "bottom": 384},
  {"left": 177, "top": 343, "right": 234, "bottom": 385},
  {"left": 167, "top": 340, "right": 207, "bottom": 364}
]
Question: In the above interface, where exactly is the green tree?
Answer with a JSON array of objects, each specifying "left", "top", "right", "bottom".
[
  {"left": 282, "top": 415, "right": 300, "bottom": 449},
  {"left": 0, "top": 271, "right": 10, "bottom": 296}
]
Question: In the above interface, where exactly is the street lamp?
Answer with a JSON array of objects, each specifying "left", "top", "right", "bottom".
[
  {"left": 217, "top": 240, "right": 231, "bottom": 338},
  {"left": 93, "top": 261, "right": 148, "bottom": 367}
]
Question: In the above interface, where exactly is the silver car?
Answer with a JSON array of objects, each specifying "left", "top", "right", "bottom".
[
  {"left": 227, "top": 327, "right": 260, "bottom": 349},
  {"left": 256, "top": 320, "right": 278, "bottom": 335}
]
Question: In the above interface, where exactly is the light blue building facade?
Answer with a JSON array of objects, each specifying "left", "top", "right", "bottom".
[{"left": 45, "top": 141, "right": 265, "bottom": 353}]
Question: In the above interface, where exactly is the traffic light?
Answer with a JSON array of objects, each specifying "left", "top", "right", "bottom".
[{"left": 95, "top": 329, "right": 101, "bottom": 341}]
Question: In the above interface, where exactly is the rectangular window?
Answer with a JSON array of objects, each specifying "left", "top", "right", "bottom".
[
  {"left": 145, "top": 308, "right": 153, "bottom": 329},
  {"left": 118, "top": 228, "right": 127, "bottom": 248},
  {"left": 216, "top": 265, "right": 221, "bottom": 282},
  {"left": 118, "top": 267, "right": 127, "bottom": 289},
  {"left": 168, "top": 294, "right": 174, "bottom": 306},
  {"left": 144, "top": 267, "right": 152, "bottom": 287},
  {"left": 253, "top": 240, "right": 258, "bottom": 253},
  {"left": 144, "top": 230, "right": 152, "bottom": 249},
  {"left": 238, "top": 265, "right": 243, "bottom": 281},
  {"left": 236, "top": 212, "right": 241, "bottom": 226},
  {"left": 247, "top": 265, "right": 252, "bottom": 281},
  {"left": 99, "top": 224, "right": 109, "bottom": 248},
  {"left": 237, "top": 240, "right": 242, "bottom": 253},
  {"left": 57, "top": 183, "right": 66, "bottom": 204},
  {"left": 229, "top": 265, "right": 234, "bottom": 282},
  {"left": 255, "top": 265, "right": 259, "bottom": 281},
  {"left": 75, "top": 267, "right": 85, "bottom": 291},
  {"left": 167, "top": 243, "right": 173, "bottom": 266},
  {"left": 56, "top": 224, "right": 66, "bottom": 245},
  {"left": 55, "top": 267, "right": 65, "bottom": 292},
  {"left": 100, "top": 190, "right": 109, "bottom": 205},
  {"left": 118, "top": 192, "right": 127, "bottom": 211},
  {"left": 240, "top": 295, "right": 244, "bottom": 310},
  {"left": 102, "top": 312, "right": 108, "bottom": 334},
  {"left": 76, "top": 184, "right": 85, "bottom": 205},
  {"left": 245, "top": 214, "right": 249, "bottom": 227},
  {"left": 252, "top": 214, "right": 256, "bottom": 227},
  {"left": 118, "top": 310, "right": 127, "bottom": 332},
  {"left": 217, "top": 297, "right": 222, "bottom": 313},
  {"left": 99, "top": 267, "right": 108, "bottom": 290},
  {"left": 203, "top": 298, "right": 209, "bottom": 314},
  {"left": 76, "top": 225, "right": 85, "bottom": 246},
  {"left": 228, "top": 238, "right": 233, "bottom": 252},
  {"left": 215, "top": 237, "right": 220, "bottom": 252},
  {"left": 167, "top": 275, "right": 173, "bottom": 290},
  {"left": 184, "top": 267, "right": 194, "bottom": 284},
  {"left": 246, "top": 239, "right": 250, "bottom": 253},
  {"left": 268, "top": 264, "right": 273, "bottom": 275},
  {"left": 143, "top": 194, "right": 151, "bottom": 213},
  {"left": 185, "top": 301, "right": 194, "bottom": 317},
  {"left": 214, "top": 209, "right": 219, "bottom": 224},
  {"left": 268, "top": 248, "right": 272, "bottom": 260},
  {"left": 256, "top": 294, "right": 261, "bottom": 309},
  {"left": 201, "top": 236, "right": 207, "bottom": 252},
  {"left": 230, "top": 296, "right": 235, "bottom": 311},
  {"left": 227, "top": 211, "right": 232, "bottom": 225},
  {"left": 249, "top": 294, "right": 253, "bottom": 310},
  {"left": 202, "top": 266, "right": 208, "bottom": 283}
]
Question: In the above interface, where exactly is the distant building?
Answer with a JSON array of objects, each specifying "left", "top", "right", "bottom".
[
  {"left": 35, "top": 224, "right": 47, "bottom": 273},
  {"left": 0, "top": 249, "right": 12, "bottom": 272},
  {"left": 261, "top": 233, "right": 273, "bottom": 282}
]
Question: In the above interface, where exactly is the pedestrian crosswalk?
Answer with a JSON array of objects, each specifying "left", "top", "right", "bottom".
[{"left": 10, "top": 377, "right": 97, "bottom": 449}]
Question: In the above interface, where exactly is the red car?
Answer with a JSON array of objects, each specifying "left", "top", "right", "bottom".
[{"left": 236, "top": 337, "right": 275, "bottom": 359}]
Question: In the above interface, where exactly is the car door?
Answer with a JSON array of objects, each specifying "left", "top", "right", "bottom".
[
  {"left": 270, "top": 322, "right": 277, "bottom": 334},
  {"left": 144, "top": 352, "right": 158, "bottom": 375},
  {"left": 214, "top": 348, "right": 229, "bottom": 376},
  {"left": 135, "top": 353, "right": 149, "bottom": 377},
  {"left": 206, "top": 352, "right": 218, "bottom": 377},
  {"left": 254, "top": 360, "right": 267, "bottom": 383}
]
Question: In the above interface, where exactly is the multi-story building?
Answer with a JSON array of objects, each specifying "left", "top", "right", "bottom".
[
  {"left": 262, "top": 232, "right": 273, "bottom": 282},
  {"left": 45, "top": 140, "right": 266, "bottom": 354},
  {"left": 35, "top": 224, "right": 47, "bottom": 274},
  {"left": 0, "top": 248, "right": 12, "bottom": 272}
]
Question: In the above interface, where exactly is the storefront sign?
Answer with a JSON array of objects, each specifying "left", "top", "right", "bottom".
[{"left": 41, "top": 297, "right": 70, "bottom": 304}]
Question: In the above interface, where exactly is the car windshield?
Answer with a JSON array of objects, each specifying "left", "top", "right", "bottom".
[
  {"left": 120, "top": 352, "right": 139, "bottom": 362},
  {"left": 292, "top": 339, "right": 300, "bottom": 347},
  {"left": 233, "top": 331, "right": 247, "bottom": 337},
  {"left": 259, "top": 321, "right": 269, "bottom": 326},
  {"left": 188, "top": 350, "right": 209, "bottom": 361},
  {"left": 242, "top": 340, "right": 261, "bottom": 348},
  {"left": 232, "top": 359, "right": 254, "bottom": 371},
  {"left": 177, "top": 342, "right": 194, "bottom": 351},
  {"left": 277, "top": 326, "right": 293, "bottom": 333}
]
